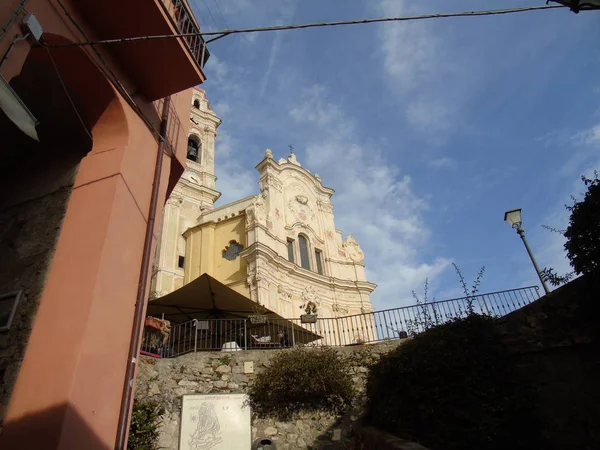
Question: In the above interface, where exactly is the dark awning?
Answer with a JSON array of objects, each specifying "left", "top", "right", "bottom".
[{"left": 146, "top": 273, "right": 322, "bottom": 344}]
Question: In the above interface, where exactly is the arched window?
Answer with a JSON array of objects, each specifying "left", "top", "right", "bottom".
[
  {"left": 315, "top": 249, "right": 324, "bottom": 275},
  {"left": 287, "top": 239, "right": 295, "bottom": 263},
  {"left": 193, "top": 98, "right": 200, "bottom": 109},
  {"left": 298, "top": 235, "right": 311, "bottom": 270},
  {"left": 187, "top": 136, "right": 201, "bottom": 162},
  {"left": 222, "top": 241, "right": 243, "bottom": 261}
]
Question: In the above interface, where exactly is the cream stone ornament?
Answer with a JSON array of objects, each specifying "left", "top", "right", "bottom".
[
  {"left": 264, "top": 148, "right": 273, "bottom": 159},
  {"left": 245, "top": 195, "right": 266, "bottom": 227},
  {"left": 288, "top": 194, "right": 315, "bottom": 223},
  {"left": 332, "top": 299, "right": 349, "bottom": 316},
  {"left": 344, "top": 234, "right": 364, "bottom": 262},
  {"left": 278, "top": 285, "right": 293, "bottom": 303},
  {"left": 300, "top": 286, "right": 320, "bottom": 313}
]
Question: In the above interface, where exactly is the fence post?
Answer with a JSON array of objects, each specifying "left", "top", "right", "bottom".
[
  {"left": 382, "top": 312, "right": 389, "bottom": 340},
  {"left": 193, "top": 319, "right": 198, "bottom": 353},
  {"left": 481, "top": 295, "right": 492, "bottom": 316}
]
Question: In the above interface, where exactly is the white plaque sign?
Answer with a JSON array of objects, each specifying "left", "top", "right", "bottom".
[{"left": 180, "top": 394, "right": 251, "bottom": 450}]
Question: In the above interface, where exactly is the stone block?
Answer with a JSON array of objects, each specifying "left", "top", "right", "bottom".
[
  {"left": 332, "top": 428, "right": 342, "bottom": 441},
  {"left": 215, "top": 365, "right": 232, "bottom": 373},
  {"left": 149, "top": 382, "right": 161, "bottom": 396},
  {"left": 232, "top": 373, "right": 249, "bottom": 384},
  {"left": 178, "top": 379, "right": 198, "bottom": 387},
  {"left": 264, "top": 426, "right": 278, "bottom": 436}
]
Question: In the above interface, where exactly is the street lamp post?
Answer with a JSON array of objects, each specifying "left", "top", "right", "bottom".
[
  {"left": 504, "top": 208, "right": 551, "bottom": 295},
  {"left": 547, "top": 0, "right": 600, "bottom": 12}
]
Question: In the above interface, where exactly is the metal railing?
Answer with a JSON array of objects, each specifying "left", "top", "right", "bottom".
[
  {"left": 161, "top": 0, "right": 210, "bottom": 69},
  {"left": 140, "top": 286, "right": 540, "bottom": 357}
]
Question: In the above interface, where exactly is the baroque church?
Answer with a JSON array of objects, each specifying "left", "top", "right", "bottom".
[{"left": 150, "top": 88, "right": 376, "bottom": 320}]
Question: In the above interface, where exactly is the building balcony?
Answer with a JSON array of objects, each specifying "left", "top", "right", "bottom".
[{"left": 73, "top": 0, "right": 210, "bottom": 101}]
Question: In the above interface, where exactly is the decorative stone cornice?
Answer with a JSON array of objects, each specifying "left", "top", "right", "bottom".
[
  {"left": 242, "top": 242, "right": 377, "bottom": 293},
  {"left": 255, "top": 154, "right": 335, "bottom": 198},
  {"left": 174, "top": 182, "right": 221, "bottom": 204}
]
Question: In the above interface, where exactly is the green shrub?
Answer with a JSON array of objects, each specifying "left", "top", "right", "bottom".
[
  {"left": 127, "top": 400, "right": 163, "bottom": 450},
  {"left": 365, "top": 314, "right": 541, "bottom": 450},
  {"left": 248, "top": 347, "right": 355, "bottom": 419}
]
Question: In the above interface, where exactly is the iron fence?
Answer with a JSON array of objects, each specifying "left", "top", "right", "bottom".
[
  {"left": 141, "top": 286, "right": 540, "bottom": 357},
  {"left": 161, "top": 0, "right": 210, "bottom": 69}
]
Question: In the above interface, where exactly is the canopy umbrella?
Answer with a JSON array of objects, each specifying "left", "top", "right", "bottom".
[{"left": 146, "top": 273, "right": 322, "bottom": 346}]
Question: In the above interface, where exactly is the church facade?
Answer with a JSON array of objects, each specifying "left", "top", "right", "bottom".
[{"left": 151, "top": 88, "right": 376, "bottom": 320}]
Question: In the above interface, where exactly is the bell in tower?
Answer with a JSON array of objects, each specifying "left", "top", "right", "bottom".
[{"left": 187, "top": 137, "right": 200, "bottom": 162}]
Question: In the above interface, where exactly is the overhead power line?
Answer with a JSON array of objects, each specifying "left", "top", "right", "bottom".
[
  {"left": 198, "top": 0, "right": 219, "bottom": 30},
  {"left": 212, "top": 0, "right": 230, "bottom": 30},
  {"left": 42, "top": 5, "right": 565, "bottom": 49}
]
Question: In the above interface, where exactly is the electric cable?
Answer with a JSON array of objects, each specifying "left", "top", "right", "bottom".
[
  {"left": 45, "top": 46, "right": 93, "bottom": 141},
  {"left": 42, "top": 5, "right": 566, "bottom": 49}
]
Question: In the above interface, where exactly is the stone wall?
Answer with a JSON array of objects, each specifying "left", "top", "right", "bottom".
[
  {"left": 135, "top": 340, "right": 408, "bottom": 449},
  {"left": 136, "top": 277, "right": 599, "bottom": 449},
  {"left": 495, "top": 276, "right": 600, "bottom": 450},
  {"left": 0, "top": 187, "right": 72, "bottom": 422}
]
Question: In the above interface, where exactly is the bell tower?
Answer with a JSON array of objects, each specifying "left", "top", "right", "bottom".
[
  {"left": 185, "top": 87, "right": 221, "bottom": 210},
  {"left": 150, "top": 88, "right": 222, "bottom": 298}
]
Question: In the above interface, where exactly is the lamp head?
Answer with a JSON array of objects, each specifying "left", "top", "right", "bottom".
[{"left": 504, "top": 208, "right": 523, "bottom": 229}]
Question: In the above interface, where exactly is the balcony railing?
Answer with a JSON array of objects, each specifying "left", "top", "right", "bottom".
[
  {"left": 141, "top": 286, "right": 540, "bottom": 358},
  {"left": 161, "top": 0, "right": 210, "bottom": 69}
]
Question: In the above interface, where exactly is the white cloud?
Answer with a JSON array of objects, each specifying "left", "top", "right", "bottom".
[
  {"left": 259, "top": 28, "right": 285, "bottom": 102},
  {"left": 258, "top": 2, "right": 299, "bottom": 101},
  {"left": 406, "top": 100, "right": 450, "bottom": 132},
  {"left": 375, "top": 0, "right": 469, "bottom": 141},
  {"left": 214, "top": 131, "right": 257, "bottom": 205},
  {"left": 572, "top": 124, "right": 600, "bottom": 146},
  {"left": 377, "top": 0, "right": 439, "bottom": 94},
  {"left": 289, "top": 85, "right": 452, "bottom": 308},
  {"left": 212, "top": 101, "right": 231, "bottom": 117},
  {"left": 427, "top": 157, "right": 457, "bottom": 169}
]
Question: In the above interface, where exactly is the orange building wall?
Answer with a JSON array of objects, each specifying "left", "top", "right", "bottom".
[{"left": 0, "top": 0, "right": 196, "bottom": 448}]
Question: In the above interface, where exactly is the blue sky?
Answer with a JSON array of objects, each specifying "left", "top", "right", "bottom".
[{"left": 188, "top": 0, "right": 600, "bottom": 309}]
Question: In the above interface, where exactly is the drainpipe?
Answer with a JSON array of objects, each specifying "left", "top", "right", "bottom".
[{"left": 115, "top": 96, "right": 171, "bottom": 449}]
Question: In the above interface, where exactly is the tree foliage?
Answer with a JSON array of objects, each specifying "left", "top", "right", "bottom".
[
  {"left": 128, "top": 400, "right": 163, "bottom": 450},
  {"left": 542, "top": 172, "right": 600, "bottom": 286},
  {"left": 248, "top": 347, "right": 355, "bottom": 419},
  {"left": 365, "top": 315, "right": 542, "bottom": 450},
  {"left": 564, "top": 172, "right": 600, "bottom": 275}
]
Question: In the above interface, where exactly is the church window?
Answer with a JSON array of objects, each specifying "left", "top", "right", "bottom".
[
  {"left": 178, "top": 255, "right": 185, "bottom": 269},
  {"left": 187, "top": 136, "right": 201, "bottom": 162},
  {"left": 223, "top": 241, "right": 243, "bottom": 261},
  {"left": 298, "top": 235, "right": 311, "bottom": 270},
  {"left": 315, "top": 250, "right": 324, "bottom": 275},
  {"left": 287, "top": 239, "right": 295, "bottom": 263},
  {"left": 193, "top": 98, "right": 200, "bottom": 109}
]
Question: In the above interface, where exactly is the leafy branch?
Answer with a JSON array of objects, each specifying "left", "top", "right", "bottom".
[{"left": 453, "top": 263, "right": 486, "bottom": 315}]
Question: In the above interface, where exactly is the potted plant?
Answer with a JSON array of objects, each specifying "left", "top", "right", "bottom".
[
  {"left": 249, "top": 303, "right": 268, "bottom": 324},
  {"left": 300, "top": 301, "right": 318, "bottom": 324}
]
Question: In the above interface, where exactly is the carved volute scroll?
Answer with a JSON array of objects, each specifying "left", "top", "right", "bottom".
[{"left": 343, "top": 234, "right": 365, "bottom": 263}]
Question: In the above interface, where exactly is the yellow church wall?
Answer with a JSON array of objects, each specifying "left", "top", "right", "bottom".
[
  {"left": 213, "top": 216, "right": 247, "bottom": 285},
  {"left": 184, "top": 215, "right": 250, "bottom": 298}
]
